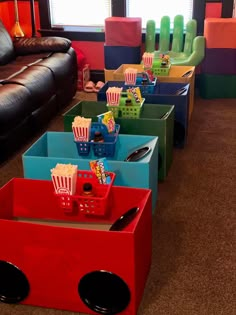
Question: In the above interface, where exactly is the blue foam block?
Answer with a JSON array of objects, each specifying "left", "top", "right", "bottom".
[{"left": 104, "top": 45, "right": 141, "bottom": 69}]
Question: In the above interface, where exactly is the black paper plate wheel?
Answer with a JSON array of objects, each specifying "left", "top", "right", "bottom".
[
  {"left": 0, "top": 260, "right": 30, "bottom": 304},
  {"left": 124, "top": 146, "right": 151, "bottom": 162},
  {"left": 78, "top": 270, "right": 131, "bottom": 314}
]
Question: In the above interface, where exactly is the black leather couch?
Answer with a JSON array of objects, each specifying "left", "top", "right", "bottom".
[{"left": 0, "top": 20, "right": 78, "bottom": 163}]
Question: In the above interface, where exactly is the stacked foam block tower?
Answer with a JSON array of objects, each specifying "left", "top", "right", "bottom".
[
  {"left": 200, "top": 18, "right": 236, "bottom": 99},
  {"left": 104, "top": 17, "right": 142, "bottom": 81}
]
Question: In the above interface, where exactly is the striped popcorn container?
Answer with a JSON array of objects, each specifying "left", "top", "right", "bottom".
[
  {"left": 72, "top": 125, "right": 91, "bottom": 142},
  {"left": 124, "top": 68, "right": 138, "bottom": 85},
  {"left": 72, "top": 117, "right": 92, "bottom": 142},
  {"left": 142, "top": 52, "right": 154, "bottom": 69},
  {"left": 106, "top": 87, "right": 123, "bottom": 106},
  {"left": 51, "top": 164, "right": 78, "bottom": 195}
]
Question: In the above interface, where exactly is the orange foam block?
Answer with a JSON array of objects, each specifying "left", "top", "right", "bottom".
[
  {"left": 105, "top": 17, "right": 142, "bottom": 47},
  {"left": 204, "top": 18, "right": 236, "bottom": 48}
]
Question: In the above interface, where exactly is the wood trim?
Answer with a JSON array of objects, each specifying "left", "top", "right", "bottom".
[
  {"left": 222, "top": 0, "right": 234, "bottom": 17},
  {"left": 192, "top": 0, "right": 206, "bottom": 35},
  {"left": 38, "top": 0, "right": 50, "bottom": 29},
  {"left": 111, "top": 0, "right": 126, "bottom": 16}
]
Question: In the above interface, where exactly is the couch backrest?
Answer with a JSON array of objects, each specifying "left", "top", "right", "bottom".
[{"left": 0, "top": 20, "right": 15, "bottom": 65}]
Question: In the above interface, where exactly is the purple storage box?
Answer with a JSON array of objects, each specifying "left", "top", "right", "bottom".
[{"left": 201, "top": 48, "right": 236, "bottom": 75}]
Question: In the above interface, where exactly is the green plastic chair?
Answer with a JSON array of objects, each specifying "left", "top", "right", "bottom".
[{"left": 145, "top": 15, "right": 205, "bottom": 66}]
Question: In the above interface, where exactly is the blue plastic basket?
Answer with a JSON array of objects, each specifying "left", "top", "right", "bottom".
[
  {"left": 124, "top": 73, "right": 157, "bottom": 94},
  {"left": 75, "top": 123, "right": 120, "bottom": 157}
]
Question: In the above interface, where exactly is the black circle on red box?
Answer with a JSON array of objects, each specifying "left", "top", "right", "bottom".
[
  {"left": 78, "top": 270, "right": 131, "bottom": 314},
  {"left": 0, "top": 260, "right": 30, "bottom": 303}
]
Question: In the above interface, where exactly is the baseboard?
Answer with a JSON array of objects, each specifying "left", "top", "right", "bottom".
[{"left": 90, "top": 70, "right": 105, "bottom": 83}]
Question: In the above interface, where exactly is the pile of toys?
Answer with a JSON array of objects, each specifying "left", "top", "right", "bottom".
[
  {"left": 106, "top": 85, "right": 145, "bottom": 119},
  {"left": 51, "top": 161, "right": 115, "bottom": 216},
  {"left": 142, "top": 52, "right": 171, "bottom": 76},
  {"left": 71, "top": 111, "right": 120, "bottom": 157}
]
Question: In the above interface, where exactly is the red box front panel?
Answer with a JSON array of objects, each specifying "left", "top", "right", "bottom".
[{"left": 0, "top": 178, "right": 152, "bottom": 315}]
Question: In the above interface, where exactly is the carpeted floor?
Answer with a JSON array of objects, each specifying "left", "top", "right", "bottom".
[{"left": 0, "top": 91, "right": 236, "bottom": 315}]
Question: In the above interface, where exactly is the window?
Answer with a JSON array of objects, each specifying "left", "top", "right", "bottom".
[
  {"left": 48, "top": 0, "right": 193, "bottom": 31},
  {"left": 49, "top": 0, "right": 111, "bottom": 31},
  {"left": 38, "top": 0, "right": 206, "bottom": 39},
  {"left": 126, "top": 0, "right": 193, "bottom": 29}
]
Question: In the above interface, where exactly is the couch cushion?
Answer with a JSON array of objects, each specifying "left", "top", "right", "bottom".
[
  {"left": 12, "top": 53, "right": 51, "bottom": 66},
  {"left": 36, "top": 51, "right": 75, "bottom": 88},
  {"left": 0, "top": 65, "right": 27, "bottom": 81},
  {"left": 0, "top": 84, "right": 32, "bottom": 133},
  {"left": 3, "top": 65, "right": 56, "bottom": 111},
  {"left": 0, "top": 20, "right": 15, "bottom": 65},
  {"left": 0, "top": 53, "right": 53, "bottom": 81},
  {"left": 14, "top": 37, "right": 71, "bottom": 55}
]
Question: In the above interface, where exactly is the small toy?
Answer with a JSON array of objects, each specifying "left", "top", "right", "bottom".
[{"left": 160, "top": 54, "right": 170, "bottom": 66}]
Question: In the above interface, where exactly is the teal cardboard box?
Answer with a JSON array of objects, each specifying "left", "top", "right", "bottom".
[
  {"left": 22, "top": 132, "right": 159, "bottom": 212},
  {"left": 63, "top": 101, "right": 174, "bottom": 181}
]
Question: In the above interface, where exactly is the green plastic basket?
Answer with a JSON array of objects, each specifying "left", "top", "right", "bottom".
[
  {"left": 152, "top": 64, "right": 171, "bottom": 76},
  {"left": 107, "top": 98, "right": 145, "bottom": 119}
]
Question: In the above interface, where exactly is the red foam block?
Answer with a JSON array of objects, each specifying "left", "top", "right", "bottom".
[{"left": 105, "top": 17, "right": 142, "bottom": 47}]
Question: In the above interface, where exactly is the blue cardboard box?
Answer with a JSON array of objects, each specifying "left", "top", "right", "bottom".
[
  {"left": 63, "top": 101, "right": 174, "bottom": 181},
  {"left": 22, "top": 132, "right": 159, "bottom": 212},
  {"left": 97, "top": 81, "right": 190, "bottom": 148}
]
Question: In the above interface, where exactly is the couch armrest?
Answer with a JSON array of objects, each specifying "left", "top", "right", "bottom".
[{"left": 13, "top": 37, "right": 71, "bottom": 56}]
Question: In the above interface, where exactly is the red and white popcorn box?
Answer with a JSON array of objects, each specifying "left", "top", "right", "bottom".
[
  {"left": 51, "top": 164, "right": 78, "bottom": 195},
  {"left": 72, "top": 116, "right": 92, "bottom": 142},
  {"left": 142, "top": 52, "right": 154, "bottom": 69},
  {"left": 106, "top": 87, "right": 123, "bottom": 106},
  {"left": 72, "top": 125, "right": 90, "bottom": 142},
  {"left": 124, "top": 68, "right": 138, "bottom": 85}
]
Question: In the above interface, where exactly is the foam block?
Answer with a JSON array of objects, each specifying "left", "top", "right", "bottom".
[
  {"left": 104, "top": 45, "right": 141, "bottom": 70},
  {"left": 204, "top": 18, "right": 236, "bottom": 48},
  {"left": 105, "top": 17, "right": 142, "bottom": 46},
  {"left": 200, "top": 74, "right": 236, "bottom": 99},
  {"left": 201, "top": 48, "right": 236, "bottom": 75}
]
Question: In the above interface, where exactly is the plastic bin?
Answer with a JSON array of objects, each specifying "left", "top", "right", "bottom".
[
  {"left": 74, "top": 123, "right": 120, "bottom": 157},
  {"left": 107, "top": 98, "right": 145, "bottom": 119},
  {"left": 63, "top": 101, "right": 174, "bottom": 181},
  {"left": 113, "top": 65, "right": 195, "bottom": 120},
  {"left": 152, "top": 63, "right": 171, "bottom": 76},
  {"left": 124, "top": 76, "right": 157, "bottom": 94},
  {"left": 22, "top": 132, "right": 159, "bottom": 212},
  {"left": 97, "top": 81, "right": 190, "bottom": 148},
  {"left": 53, "top": 170, "right": 115, "bottom": 217},
  {"left": 0, "top": 178, "right": 152, "bottom": 314}
]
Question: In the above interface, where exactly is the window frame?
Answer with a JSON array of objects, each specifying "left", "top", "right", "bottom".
[{"left": 38, "top": 0, "right": 234, "bottom": 40}]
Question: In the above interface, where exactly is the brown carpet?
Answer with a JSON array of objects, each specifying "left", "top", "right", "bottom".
[{"left": 0, "top": 91, "right": 236, "bottom": 315}]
